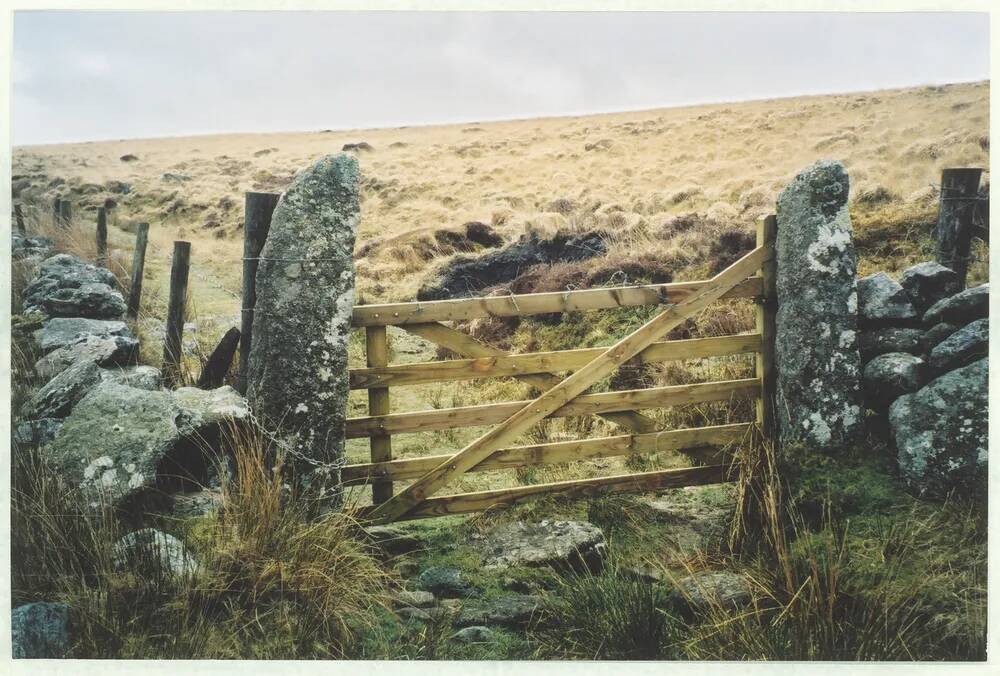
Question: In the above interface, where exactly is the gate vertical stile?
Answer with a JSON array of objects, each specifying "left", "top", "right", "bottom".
[
  {"left": 755, "top": 214, "right": 778, "bottom": 438},
  {"left": 366, "top": 325, "right": 393, "bottom": 503}
]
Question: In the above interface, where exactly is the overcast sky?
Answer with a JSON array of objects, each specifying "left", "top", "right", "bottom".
[{"left": 11, "top": 11, "right": 990, "bottom": 146}]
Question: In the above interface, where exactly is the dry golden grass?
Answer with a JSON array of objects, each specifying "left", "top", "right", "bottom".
[{"left": 14, "top": 80, "right": 989, "bottom": 307}]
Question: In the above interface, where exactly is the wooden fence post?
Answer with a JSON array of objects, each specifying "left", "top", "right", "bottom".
[
  {"left": 163, "top": 241, "right": 191, "bottom": 387},
  {"left": 366, "top": 325, "right": 393, "bottom": 504},
  {"left": 127, "top": 223, "right": 149, "bottom": 319},
  {"left": 96, "top": 207, "right": 108, "bottom": 265},
  {"left": 14, "top": 204, "right": 26, "bottom": 234},
  {"left": 755, "top": 215, "right": 778, "bottom": 437},
  {"left": 238, "top": 191, "right": 280, "bottom": 394},
  {"left": 58, "top": 199, "right": 72, "bottom": 227},
  {"left": 197, "top": 326, "right": 241, "bottom": 389},
  {"left": 52, "top": 197, "right": 61, "bottom": 226},
  {"left": 936, "top": 168, "right": 983, "bottom": 288}
]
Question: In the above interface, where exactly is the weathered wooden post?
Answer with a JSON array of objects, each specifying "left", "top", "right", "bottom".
[
  {"left": 126, "top": 223, "right": 149, "bottom": 319},
  {"left": 755, "top": 214, "right": 778, "bottom": 436},
  {"left": 58, "top": 199, "right": 72, "bottom": 227},
  {"left": 238, "top": 191, "right": 280, "bottom": 394},
  {"left": 52, "top": 197, "right": 61, "bottom": 226},
  {"left": 163, "top": 241, "right": 192, "bottom": 387},
  {"left": 935, "top": 168, "right": 983, "bottom": 288},
  {"left": 96, "top": 206, "right": 108, "bottom": 265},
  {"left": 14, "top": 204, "right": 26, "bottom": 234},
  {"left": 197, "top": 326, "right": 241, "bottom": 389},
  {"left": 366, "top": 325, "right": 393, "bottom": 503}
]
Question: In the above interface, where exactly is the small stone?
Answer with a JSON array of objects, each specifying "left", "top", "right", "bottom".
[
  {"left": 392, "top": 590, "right": 436, "bottom": 608},
  {"left": 923, "top": 284, "right": 989, "bottom": 326},
  {"left": 113, "top": 529, "right": 200, "bottom": 576},
  {"left": 899, "top": 261, "right": 960, "bottom": 313},
  {"left": 11, "top": 602, "right": 73, "bottom": 658},
  {"left": 452, "top": 626, "right": 494, "bottom": 643},
  {"left": 859, "top": 327, "right": 924, "bottom": 360},
  {"left": 417, "top": 566, "right": 478, "bottom": 598},
  {"left": 857, "top": 272, "right": 918, "bottom": 326},
  {"left": 928, "top": 318, "right": 988, "bottom": 373},
  {"left": 668, "top": 571, "right": 753, "bottom": 616},
  {"left": 455, "top": 595, "right": 542, "bottom": 628},
  {"left": 863, "top": 352, "right": 925, "bottom": 410}
]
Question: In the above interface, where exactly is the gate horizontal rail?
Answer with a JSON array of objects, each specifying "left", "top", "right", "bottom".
[{"left": 346, "top": 378, "right": 759, "bottom": 438}]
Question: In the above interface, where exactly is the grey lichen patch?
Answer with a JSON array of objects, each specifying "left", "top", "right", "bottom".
[
  {"left": 246, "top": 154, "right": 360, "bottom": 508},
  {"left": 775, "top": 161, "right": 863, "bottom": 452}
]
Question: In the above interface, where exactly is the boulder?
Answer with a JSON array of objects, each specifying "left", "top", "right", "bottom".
[
  {"left": 34, "top": 334, "right": 139, "bottom": 380},
  {"left": 862, "top": 353, "right": 925, "bottom": 410},
  {"left": 775, "top": 161, "right": 863, "bottom": 451},
  {"left": 113, "top": 528, "right": 200, "bottom": 576},
  {"left": 417, "top": 566, "right": 478, "bottom": 598},
  {"left": 23, "top": 254, "right": 125, "bottom": 319},
  {"left": 857, "top": 272, "right": 918, "bottom": 326},
  {"left": 246, "top": 154, "right": 359, "bottom": 507},
  {"left": 35, "top": 317, "right": 134, "bottom": 354},
  {"left": 668, "top": 571, "right": 753, "bottom": 617},
  {"left": 858, "top": 327, "right": 924, "bottom": 360},
  {"left": 11, "top": 602, "right": 73, "bottom": 658},
  {"left": 21, "top": 360, "right": 104, "bottom": 420},
  {"left": 889, "top": 359, "right": 987, "bottom": 499},
  {"left": 44, "top": 382, "right": 250, "bottom": 512},
  {"left": 452, "top": 626, "right": 495, "bottom": 643},
  {"left": 928, "top": 318, "right": 988, "bottom": 373},
  {"left": 417, "top": 229, "right": 608, "bottom": 301},
  {"left": 899, "top": 261, "right": 960, "bottom": 313},
  {"left": 923, "top": 284, "right": 989, "bottom": 326},
  {"left": 474, "top": 520, "right": 607, "bottom": 573},
  {"left": 921, "top": 322, "right": 958, "bottom": 353},
  {"left": 14, "top": 418, "right": 64, "bottom": 446}
]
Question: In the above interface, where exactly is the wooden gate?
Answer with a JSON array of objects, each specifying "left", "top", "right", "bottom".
[{"left": 345, "top": 216, "right": 777, "bottom": 523}]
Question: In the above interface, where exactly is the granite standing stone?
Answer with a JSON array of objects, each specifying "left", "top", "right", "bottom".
[
  {"left": 775, "top": 161, "right": 863, "bottom": 450},
  {"left": 246, "top": 154, "right": 359, "bottom": 508}
]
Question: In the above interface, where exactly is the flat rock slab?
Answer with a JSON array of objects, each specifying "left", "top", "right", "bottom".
[
  {"left": 474, "top": 520, "right": 607, "bottom": 573},
  {"left": 889, "top": 358, "right": 988, "bottom": 499},
  {"left": 669, "top": 571, "right": 754, "bottom": 617},
  {"left": 392, "top": 590, "right": 436, "bottom": 609},
  {"left": 455, "top": 594, "right": 542, "bottom": 628},
  {"left": 36, "top": 317, "right": 134, "bottom": 354},
  {"left": 923, "top": 284, "right": 989, "bottom": 326},
  {"left": 638, "top": 485, "right": 733, "bottom": 562}
]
